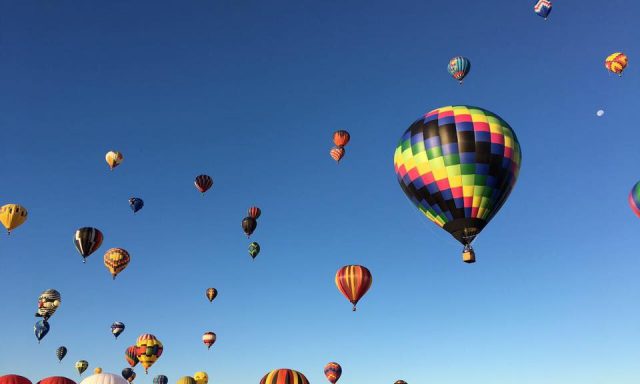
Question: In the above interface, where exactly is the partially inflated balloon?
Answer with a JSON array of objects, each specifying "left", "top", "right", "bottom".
[
  {"left": 534, "top": 0, "right": 552, "bottom": 19},
  {"left": 394, "top": 106, "right": 522, "bottom": 263},
  {"left": 448, "top": 56, "right": 471, "bottom": 83},
  {"left": 111, "top": 322, "right": 125, "bottom": 339},
  {"left": 202, "top": 332, "right": 216, "bottom": 349},
  {"left": 333, "top": 130, "right": 351, "bottom": 147},
  {"left": 121, "top": 369, "right": 135, "bottom": 383},
  {"left": 36, "top": 289, "right": 61, "bottom": 320},
  {"left": 335, "top": 265, "right": 372, "bottom": 311},
  {"left": 0, "top": 204, "right": 28, "bottom": 234},
  {"left": 248, "top": 206, "right": 262, "bottom": 219},
  {"left": 57, "top": 346, "right": 68, "bottom": 362},
  {"left": 106, "top": 151, "right": 124, "bottom": 170},
  {"left": 605, "top": 52, "right": 628, "bottom": 75},
  {"left": 260, "top": 369, "right": 309, "bottom": 384},
  {"left": 74, "top": 227, "right": 104, "bottom": 263},
  {"left": 193, "top": 372, "right": 208, "bottom": 384},
  {"left": 37, "top": 377, "right": 76, "bottom": 384},
  {"left": 629, "top": 181, "right": 640, "bottom": 217},
  {"left": 34, "top": 320, "right": 50, "bottom": 343},
  {"left": 205, "top": 288, "right": 218, "bottom": 303},
  {"left": 242, "top": 217, "right": 257, "bottom": 237},
  {"left": 249, "top": 242, "right": 260, "bottom": 259},
  {"left": 125, "top": 346, "right": 139, "bottom": 367},
  {"left": 152, "top": 376, "right": 167, "bottom": 384},
  {"left": 330, "top": 147, "right": 345, "bottom": 163},
  {"left": 135, "top": 334, "right": 163, "bottom": 374},
  {"left": 104, "top": 248, "right": 130, "bottom": 280},
  {"left": 75, "top": 360, "right": 89, "bottom": 376},
  {"left": 176, "top": 378, "right": 195, "bottom": 384},
  {"left": 324, "top": 362, "right": 342, "bottom": 384},
  {"left": 194, "top": 175, "right": 213, "bottom": 194},
  {"left": 129, "top": 198, "right": 144, "bottom": 214}
]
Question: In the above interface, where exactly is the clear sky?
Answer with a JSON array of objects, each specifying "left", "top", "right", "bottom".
[{"left": 0, "top": 1, "right": 638, "bottom": 383}]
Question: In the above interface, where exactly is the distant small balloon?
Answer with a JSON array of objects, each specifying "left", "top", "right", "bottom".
[{"left": 596, "top": 110, "right": 605, "bottom": 117}]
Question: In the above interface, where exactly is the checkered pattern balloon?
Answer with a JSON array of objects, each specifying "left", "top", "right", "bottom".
[{"left": 394, "top": 106, "right": 522, "bottom": 246}]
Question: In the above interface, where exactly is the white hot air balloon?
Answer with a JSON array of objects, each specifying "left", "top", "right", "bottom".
[{"left": 80, "top": 373, "right": 129, "bottom": 384}]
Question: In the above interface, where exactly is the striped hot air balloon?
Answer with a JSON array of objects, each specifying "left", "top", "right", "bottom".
[
  {"left": 324, "top": 362, "right": 342, "bottom": 384},
  {"left": 36, "top": 289, "right": 62, "bottom": 320},
  {"left": 135, "top": 334, "right": 163, "bottom": 374},
  {"left": 152, "top": 376, "right": 167, "bottom": 384},
  {"left": 335, "top": 265, "right": 373, "bottom": 311},
  {"left": 194, "top": 175, "right": 213, "bottom": 194},
  {"left": 202, "top": 332, "right": 216, "bottom": 349},
  {"left": 260, "top": 369, "right": 309, "bottom": 384},
  {"left": 248, "top": 206, "right": 262, "bottom": 219},
  {"left": 333, "top": 130, "right": 351, "bottom": 147},
  {"left": 605, "top": 52, "right": 628, "bottom": 75},
  {"left": 176, "top": 378, "right": 195, "bottom": 384},
  {"left": 74, "top": 227, "right": 104, "bottom": 263},
  {"left": 447, "top": 56, "right": 471, "bottom": 83},
  {"left": 75, "top": 360, "right": 89, "bottom": 376},
  {"left": 105, "top": 151, "right": 124, "bottom": 170},
  {"left": 205, "top": 288, "right": 218, "bottom": 303},
  {"left": 125, "top": 345, "right": 139, "bottom": 368},
  {"left": 330, "top": 147, "right": 345, "bottom": 163},
  {"left": 103, "top": 248, "right": 130, "bottom": 280}
]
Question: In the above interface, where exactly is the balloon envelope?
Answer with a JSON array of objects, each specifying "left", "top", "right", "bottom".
[
  {"left": 37, "top": 377, "right": 77, "bottom": 384},
  {"left": 0, "top": 375, "right": 32, "bottom": 384},
  {"left": 36, "top": 289, "right": 61, "bottom": 320},
  {"left": 80, "top": 374, "right": 128, "bottom": 384},
  {"left": 129, "top": 198, "right": 144, "bottom": 213},
  {"left": 335, "top": 265, "right": 373, "bottom": 311},
  {"left": 447, "top": 56, "right": 471, "bottom": 82},
  {"left": 152, "top": 376, "right": 167, "bottom": 384},
  {"left": 56, "top": 346, "right": 68, "bottom": 362},
  {"left": 35, "top": 320, "right": 50, "bottom": 342},
  {"left": 0, "top": 204, "right": 28, "bottom": 233},
  {"left": 260, "top": 369, "right": 309, "bottom": 384},
  {"left": 534, "top": 0, "right": 552, "bottom": 19},
  {"left": 193, "top": 373, "right": 208, "bottom": 384},
  {"left": 74, "top": 227, "right": 104, "bottom": 262},
  {"left": 324, "top": 362, "right": 342, "bottom": 384}
]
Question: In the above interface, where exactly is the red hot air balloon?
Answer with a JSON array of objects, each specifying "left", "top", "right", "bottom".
[
  {"left": 248, "top": 206, "right": 261, "bottom": 220},
  {"left": 37, "top": 377, "right": 76, "bottom": 384},
  {"left": 333, "top": 131, "right": 351, "bottom": 147},
  {"left": 125, "top": 345, "right": 139, "bottom": 367},
  {"left": 335, "top": 265, "right": 373, "bottom": 311},
  {"left": 194, "top": 175, "right": 213, "bottom": 194},
  {"left": 324, "top": 362, "right": 342, "bottom": 384},
  {"left": 0, "top": 376, "right": 32, "bottom": 384},
  {"left": 202, "top": 331, "right": 216, "bottom": 349},
  {"left": 330, "top": 147, "right": 345, "bottom": 163}
]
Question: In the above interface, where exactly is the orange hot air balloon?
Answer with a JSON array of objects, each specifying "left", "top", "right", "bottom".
[
  {"left": 125, "top": 345, "right": 139, "bottom": 367},
  {"left": 135, "top": 334, "right": 163, "bottom": 374},
  {"left": 195, "top": 175, "right": 213, "bottom": 194},
  {"left": 104, "top": 248, "right": 130, "bottom": 279},
  {"left": 324, "top": 362, "right": 342, "bottom": 384},
  {"left": 605, "top": 52, "right": 628, "bottom": 75},
  {"left": 202, "top": 331, "right": 216, "bottom": 349},
  {"left": 335, "top": 265, "right": 372, "bottom": 311},
  {"left": 330, "top": 147, "right": 345, "bottom": 163},
  {"left": 333, "top": 130, "right": 350, "bottom": 147}
]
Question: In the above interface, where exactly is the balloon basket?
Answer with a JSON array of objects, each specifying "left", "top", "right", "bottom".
[{"left": 462, "top": 248, "right": 476, "bottom": 263}]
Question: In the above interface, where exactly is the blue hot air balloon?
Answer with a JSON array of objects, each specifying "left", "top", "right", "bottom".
[
  {"left": 129, "top": 198, "right": 144, "bottom": 214},
  {"left": 447, "top": 56, "right": 471, "bottom": 84},
  {"left": 35, "top": 320, "right": 50, "bottom": 343}
]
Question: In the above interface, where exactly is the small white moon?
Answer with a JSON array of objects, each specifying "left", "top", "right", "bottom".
[{"left": 596, "top": 110, "right": 605, "bottom": 117}]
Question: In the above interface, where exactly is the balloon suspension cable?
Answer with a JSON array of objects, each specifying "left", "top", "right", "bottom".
[
  {"left": 112, "top": 275, "right": 116, "bottom": 280},
  {"left": 352, "top": 304, "right": 357, "bottom": 311}
]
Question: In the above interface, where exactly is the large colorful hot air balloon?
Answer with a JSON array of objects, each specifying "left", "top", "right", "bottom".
[
  {"left": 605, "top": 52, "right": 628, "bottom": 76},
  {"left": 335, "top": 265, "right": 372, "bottom": 311},
  {"left": 324, "top": 362, "right": 342, "bottom": 384},
  {"left": 176, "top": 378, "right": 195, "bottom": 384},
  {"left": 152, "top": 376, "right": 167, "bottom": 384},
  {"left": 111, "top": 322, "right": 125, "bottom": 339},
  {"left": 202, "top": 332, "right": 216, "bottom": 350},
  {"left": 534, "top": 0, "right": 552, "bottom": 19},
  {"left": 193, "top": 372, "right": 208, "bottom": 384},
  {"left": 129, "top": 198, "right": 144, "bottom": 214},
  {"left": 104, "top": 248, "right": 130, "bottom": 280},
  {"left": 106, "top": 151, "right": 124, "bottom": 170},
  {"left": 628, "top": 181, "right": 640, "bottom": 217},
  {"left": 75, "top": 360, "right": 89, "bottom": 376},
  {"left": 194, "top": 175, "right": 213, "bottom": 194},
  {"left": 57, "top": 346, "right": 68, "bottom": 362},
  {"left": 333, "top": 130, "right": 351, "bottom": 147},
  {"left": 260, "top": 369, "right": 309, "bottom": 384},
  {"left": 37, "top": 377, "right": 77, "bottom": 384},
  {"left": 121, "top": 369, "right": 135, "bottom": 383},
  {"left": 394, "top": 105, "right": 522, "bottom": 263},
  {"left": 242, "top": 217, "right": 257, "bottom": 237},
  {"left": 330, "top": 147, "right": 345, "bottom": 163},
  {"left": 79, "top": 373, "right": 127, "bottom": 384},
  {"left": 448, "top": 56, "right": 471, "bottom": 83},
  {"left": 125, "top": 346, "right": 139, "bottom": 367},
  {"left": 135, "top": 334, "right": 163, "bottom": 374},
  {"left": 248, "top": 206, "right": 262, "bottom": 219},
  {"left": 248, "top": 242, "right": 260, "bottom": 259},
  {"left": 74, "top": 227, "right": 104, "bottom": 263},
  {"left": 34, "top": 320, "right": 50, "bottom": 343},
  {"left": 0, "top": 376, "right": 32, "bottom": 384},
  {"left": 0, "top": 204, "right": 28, "bottom": 234},
  {"left": 205, "top": 288, "right": 218, "bottom": 303},
  {"left": 36, "top": 289, "right": 62, "bottom": 320}
]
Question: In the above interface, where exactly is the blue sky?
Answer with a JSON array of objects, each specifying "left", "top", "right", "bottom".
[{"left": 0, "top": 1, "right": 638, "bottom": 383}]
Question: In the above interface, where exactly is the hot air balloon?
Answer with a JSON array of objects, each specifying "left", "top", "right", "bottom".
[
  {"left": 0, "top": 204, "right": 28, "bottom": 234},
  {"left": 57, "top": 346, "right": 68, "bottom": 362},
  {"left": 74, "top": 227, "right": 104, "bottom": 263},
  {"left": 248, "top": 242, "right": 260, "bottom": 259},
  {"left": 93, "top": 370, "right": 102, "bottom": 375},
  {"left": 394, "top": 105, "right": 522, "bottom": 263},
  {"left": 260, "top": 369, "right": 309, "bottom": 384},
  {"left": 629, "top": 181, "right": 640, "bottom": 217},
  {"left": 330, "top": 147, "right": 345, "bottom": 163},
  {"left": 242, "top": 217, "right": 257, "bottom": 237},
  {"left": 202, "top": 332, "right": 216, "bottom": 349},
  {"left": 176, "top": 378, "right": 195, "bottom": 384},
  {"left": 333, "top": 130, "right": 351, "bottom": 147},
  {"left": 135, "top": 334, "right": 163, "bottom": 374},
  {"left": 111, "top": 322, "right": 125, "bottom": 339},
  {"left": 194, "top": 175, "right": 213, "bottom": 194},
  {"left": 335, "top": 265, "right": 373, "bottom": 311},
  {"left": 35, "top": 320, "right": 50, "bottom": 343},
  {"left": 37, "top": 377, "right": 77, "bottom": 384},
  {"left": 605, "top": 52, "right": 628, "bottom": 76},
  {"left": 0, "top": 375, "right": 32, "bottom": 384},
  {"left": 448, "top": 56, "right": 471, "bottom": 83},
  {"left": 394, "top": 381, "right": 407, "bottom": 384},
  {"left": 152, "top": 376, "right": 167, "bottom": 384},
  {"left": 534, "top": 0, "right": 552, "bottom": 19},
  {"left": 125, "top": 346, "right": 139, "bottom": 368},
  {"left": 129, "top": 198, "right": 144, "bottom": 214},
  {"left": 76, "top": 360, "right": 89, "bottom": 376},
  {"left": 106, "top": 151, "right": 124, "bottom": 170},
  {"left": 36, "top": 289, "right": 61, "bottom": 320},
  {"left": 104, "top": 248, "right": 130, "bottom": 280},
  {"left": 193, "top": 372, "right": 208, "bottom": 384},
  {"left": 248, "top": 206, "right": 262, "bottom": 219},
  {"left": 324, "top": 362, "right": 342, "bottom": 384},
  {"left": 205, "top": 288, "right": 218, "bottom": 303},
  {"left": 121, "top": 369, "right": 135, "bottom": 383},
  {"left": 79, "top": 373, "right": 127, "bottom": 384}
]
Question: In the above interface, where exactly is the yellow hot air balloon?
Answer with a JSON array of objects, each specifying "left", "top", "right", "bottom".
[
  {"left": 103, "top": 248, "right": 130, "bottom": 280},
  {"left": 0, "top": 204, "right": 28, "bottom": 234},
  {"left": 176, "top": 378, "right": 195, "bottom": 384},
  {"left": 94, "top": 368, "right": 103, "bottom": 374},
  {"left": 105, "top": 151, "right": 124, "bottom": 170},
  {"left": 605, "top": 52, "right": 628, "bottom": 75},
  {"left": 135, "top": 334, "right": 163, "bottom": 374},
  {"left": 193, "top": 372, "right": 208, "bottom": 384}
]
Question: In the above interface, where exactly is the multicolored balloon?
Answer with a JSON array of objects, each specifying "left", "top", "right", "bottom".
[
  {"left": 36, "top": 289, "right": 62, "bottom": 320},
  {"left": 248, "top": 206, "right": 262, "bottom": 219},
  {"left": 205, "top": 288, "right": 218, "bottom": 303},
  {"left": 135, "top": 334, "right": 163, "bottom": 374},
  {"left": 104, "top": 248, "right": 131, "bottom": 280},
  {"left": 75, "top": 360, "right": 89, "bottom": 376},
  {"left": 242, "top": 217, "right": 257, "bottom": 237},
  {"left": 34, "top": 320, "right": 50, "bottom": 343},
  {"left": 152, "top": 376, "right": 167, "bottom": 384},
  {"left": 628, "top": 181, "right": 640, "bottom": 217},
  {"left": 448, "top": 56, "right": 471, "bottom": 83},
  {"left": 74, "top": 227, "right": 104, "bottom": 263},
  {"left": 394, "top": 105, "right": 522, "bottom": 263},
  {"left": 260, "top": 369, "right": 309, "bottom": 384},
  {"left": 324, "top": 362, "right": 342, "bottom": 384},
  {"left": 193, "top": 372, "right": 208, "bottom": 384},
  {"left": 36, "top": 377, "right": 76, "bottom": 384},
  {"left": 121, "top": 369, "right": 135, "bottom": 383},
  {"left": 111, "top": 321, "right": 125, "bottom": 339},
  {"left": 194, "top": 175, "right": 213, "bottom": 194},
  {"left": 335, "top": 265, "right": 373, "bottom": 311},
  {"left": 0, "top": 375, "right": 31, "bottom": 384},
  {"left": 202, "top": 332, "right": 216, "bottom": 349},
  {"left": 333, "top": 130, "right": 351, "bottom": 147},
  {"left": 106, "top": 151, "right": 124, "bottom": 170},
  {"left": 129, "top": 198, "right": 144, "bottom": 214},
  {"left": 125, "top": 345, "right": 139, "bottom": 367},
  {"left": 534, "top": 0, "right": 552, "bottom": 19},
  {"left": 605, "top": 52, "right": 628, "bottom": 76},
  {"left": 56, "top": 346, "right": 68, "bottom": 362},
  {"left": 249, "top": 242, "right": 260, "bottom": 259},
  {"left": 330, "top": 147, "right": 345, "bottom": 163},
  {"left": 0, "top": 204, "right": 28, "bottom": 234}
]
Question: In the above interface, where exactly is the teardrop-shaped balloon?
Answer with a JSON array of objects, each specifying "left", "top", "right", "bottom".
[
  {"left": 36, "top": 289, "right": 61, "bottom": 320},
  {"left": 248, "top": 242, "right": 260, "bottom": 259},
  {"left": 335, "top": 265, "right": 373, "bottom": 311},
  {"left": 0, "top": 204, "right": 28, "bottom": 234},
  {"left": 248, "top": 206, "right": 261, "bottom": 219},
  {"left": 202, "top": 331, "right": 216, "bottom": 350},
  {"left": 104, "top": 248, "right": 131, "bottom": 280},
  {"left": 135, "top": 334, "right": 163, "bottom": 374},
  {"left": 205, "top": 288, "right": 218, "bottom": 303},
  {"left": 260, "top": 369, "right": 309, "bottom": 384},
  {"left": 121, "top": 368, "right": 136, "bottom": 383},
  {"left": 330, "top": 147, "right": 345, "bottom": 163},
  {"left": 56, "top": 346, "right": 67, "bottom": 362},
  {"left": 533, "top": 0, "right": 552, "bottom": 19},
  {"left": 605, "top": 52, "right": 628, "bottom": 76},
  {"left": 242, "top": 217, "right": 257, "bottom": 237},
  {"left": 106, "top": 151, "right": 124, "bottom": 170},
  {"left": 394, "top": 106, "right": 522, "bottom": 263},
  {"left": 194, "top": 175, "right": 213, "bottom": 194},
  {"left": 125, "top": 345, "right": 139, "bottom": 367},
  {"left": 447, "top": 56, "right": 471, "bottom": 83},
  {"left": 324, "top": 362, "right": 342, "bottom": 384},
  {"left": 111, "top": 321, "right": 125, "bottom": 339},
  {"left": 34, "top": 320, "right": 50, "bottom": 342},
  {"left": 75, "top": 360, "right": 89, "bottom": 376},
  {"left": 333, "top": 130, "right": 351, "bottom": 147},
  {"left": 74, "top": 227, "right": 104, "bottom": 263},
  {"left": 129, "top": 198, "right": 144, "bottom": 214}
]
